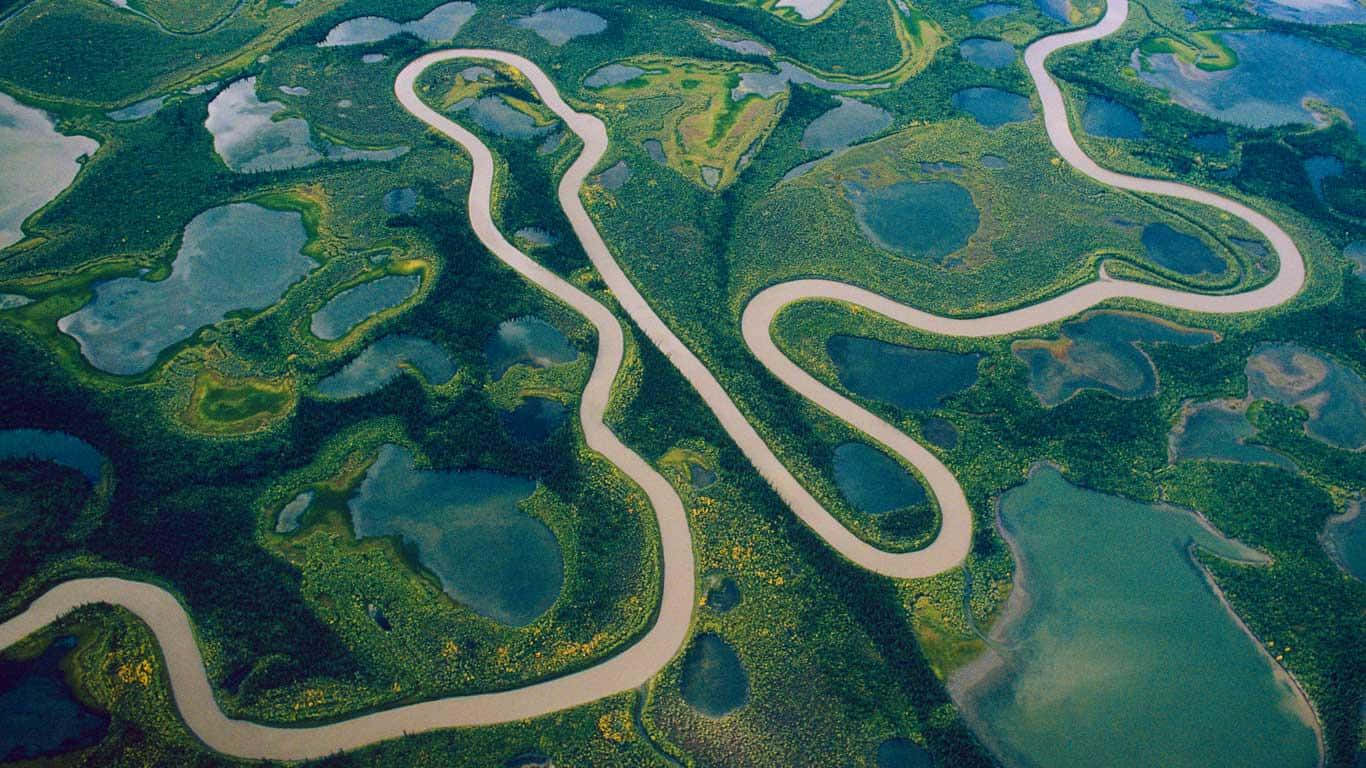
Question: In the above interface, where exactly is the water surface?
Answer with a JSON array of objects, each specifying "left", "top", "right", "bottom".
[
  {"left": 832, "top": 442, "right": 926, "bottom": 516},
  {"left": 486, "top": 317, "right": 578, "bottom": 380},
  {"left": 1347, "top": 241, "right": 1366, "bottom": 278},
  {"left": 315, "top": 334, "right": 456, "bottom": 399},
  {"left": 584, "top": 64, "right": 645, "bottom": 88},
  {"left": 969, "top": 2, "right": 1017, "bottom": 19},
  {"left": 501, "top": 397, "right": 568, "bottom": 443},
  {"left": 679, "top": 633, "right": 749, "bottom": 717},
  {"left": 348, "top": 444, "right": 562, "bottom": 626},
  {"left": 876, "top": 738, "right": 934, "bottom": 768},
  {"left": 511, "top": 7, "right": 606, "bottom": 45},
  {"left": 1246, "top": 343, "right": 1366, "bottom": 450},
  {"left": 382, "top": 187, "right": 417, "bottom": 214},
  {"left": 828, "top": 335, "right": 979, "bottom": 409},
  {"left": 800, "top": 97, "right": 893, "bottom": 152},
  {"left": 1322, "top": 501, "right": 1365, "bottom": 581},
  {"left": 953, "top": 466, "right": 1320, "bottom": 768},
  {"left": 275, "top": 490, "right": 314, "bottom": 534},
  {"left": 0, "top": 429, "right": 104, "bottom": 482},
  {"left": 1189, "top": 132, "right": 1229, "bottom": 155},
  {"left": 1247, "top": 0, "right": 1366, "bottom": 24},
  {"left": 1169, "top": 400, "right": 1296, "bottom": 470},
  {"left": 1140, "top": 222, "right": 1224, "bottom": 275},
  {"left": 1013, "top": 311, "right": 1216, "bottom": 406},
  {"left": 959, "top": 38, "right": 1016, "bottom": 69},
  {"left": 107, "top": 96, "right": 166, "bottom": 122},
  {"left": 310, "top": 274, "right": 421, "bottom": 340},
  {"left": 1304, "top": 155, "right": 1343, "bottom": 202},
  {"left": 451, "top": 95, "right": 554, "bottom": 140},
  {"left": 319, "top": 2, "right": 475, "bottom": 46},
  {"left": 60, "top": 203, "right": 313, "bottom": 375},
  {"left": 1081, "top": 97, "right": 1143, "bottom": 139},
  {"left": 0, "top": 636, "right": 109, "bottom": 760},
  {"left": 951, "top": 87, "right": 1033, "bottom": 128},
  {"left": 0, "top": 93, "right": 98, "bottom": 250},
  {"left": 846, "top": 181, "right": 980, "bottom": 262}
]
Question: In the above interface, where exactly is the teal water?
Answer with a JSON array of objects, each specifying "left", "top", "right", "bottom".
[
  {"left": 1136, "top": 32, "right": 1366, "bottom": 143},
  {"left": 1304, "top": 155, "right": 1343, "bottom": 202},
  {"left": 310, "top": 274, "right": 420, "bottom": 341},
  {"left": 1170, "top": 401, "right": 1296, "bottom": 470},
  {"left": 0, "top": 429, "right": 104, "bottom": 482},
  {"left": 318, "top": 2, "right": 475, "bottom": 46},
  {"left": 955, "top": 466, "right": 1320, "bottom": 768},
  {"left": 451, "top": 95, "right": 554, "bottom": 141},
  {"left": 1189, "top": 132, "right": 1229, "bottom": 155},
  {"left": 584, "top": 64, "right": 645, "bottom": 88},
  {"left": 732, "top": 61, "right": 880, "bottom": 100},
  {"left": 0, "top": 92, "right": 98, "bottom": 250},
  {"left": 644, "top": 139, "right": 666, "bottom": 165},
  {"left": 206, "top": 78, "right": 407, "bottom": 172},
  {"left": 951, "top": 87, "right": 1033, "bottom": 128},
  {"left": 876, "top": 738, "right": 934, "bottom": 768},
  {"left": 485, "top": 317, "right": 578, "bottom": 380},
  {"left": 960, "top": 38, "right": 1016, "bottom": 69},
  {"left": 1347, "top": 242, "right": 1366, "bottom": 278},
  {"left": 501, "top": 397, "right": 568, "bottom": 443},
  {"left": 703, "top": 574, "right": 740, "bottom": 612},
  {"left": 832, "top": 442, "right": 926, "bottom": 516},
  {"left": 828, "top": 335, "right": 980, "bottom": 410},
  {"left": 1081, "top": 97, "right": 1143, "bottom": 139},
  {"left": 1322, "top": 502, "right": 1365, "bottom": 581},
  {"left": 0, "top": 294, "right": 31, "bottom": 310},
  {"left": 382, "top": 187, "right": 417, "bottom": 214},
  {"left": 1246, "top": 343, "right": 1366, "bottom": 450},
  {"left": 348, "top": 444, "right": 562, "bottom": 626},
  {"left": 514, "top": 227, "right": 557, "bottom": 247},
  {"left": 0, "top": 636, "right": 109, "bottom": 760},
  {"left": 846, "top": 181, "right": 980, "bottom": 263},
  {"left": 679, "top": 633, "right": 749, "bottom": 717},
  {"left": 688, "top": 462, "right": 717, "bottom": 489},
  {"left": 315, "top": 334, "right": 456, "bottom": 399},
  {"left": 923, "top": 416, "right": 959, "bottom": 449},
  {"left": 59, "top": 203, "right": 313, "bottom": 375},
  {"left": 511, "top": 8, "right": 606, "bottom": 46},
  {"left": 1248, "top": 0, "right": 1366, "bottom": 24},
  {"left": 801, "top": 97, "right": 893, "bottom": 152},
  {"left": 980, "top": 154, "right": 1008, "bottom": 169},
  {"left": 1038, "top": 0, "right": 1072, "bottom": 21},
  {"left": 1140, "top": 222, "right": 1224, "bottom": 275},
  {"left": 1013, "top": 311, "right": 1216, "bottom": 406},
  {"left": 969, "top": 2, "right": 1017, "bottom": 19}
]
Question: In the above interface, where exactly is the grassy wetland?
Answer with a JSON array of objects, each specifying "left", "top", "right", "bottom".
[{"left": 1, "top": 0, "right": 1363, "bottom": 765}]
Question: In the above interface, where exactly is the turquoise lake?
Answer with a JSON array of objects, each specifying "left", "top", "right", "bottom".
[
  {"left": 951, "top": 87, "right": 1033, "bottom": 128},
  {"left": 953, "top": 466, "right": 1320, "bottom": 768},
  {"left": 1170, "top": 401, "right": 1296, "bottom": 471}
]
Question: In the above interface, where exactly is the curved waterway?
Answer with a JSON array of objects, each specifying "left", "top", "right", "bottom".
[{"left": 0, "top": 0, "right": 1311, "bottom": 758}]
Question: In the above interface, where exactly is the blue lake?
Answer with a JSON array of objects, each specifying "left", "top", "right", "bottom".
[
  {"left": 0, "top": 429, "right": 104, "bottom": 483},
  {"left": 832, "top": 442, "right": 926, "bottom": 516},
  {"left": 959, "top": 38, "right": 1016, "bottom": 70},
  {"left": 828, "top": 335, "right": 980, "bottom": 410},
  {"left": 0, "top": 636, "right": 109, "bottom": 761},
  {"left": 951, "top": 87, "right": 1033, "bottom": 129},
  {"left": 511, "top": 7, "right": 606, "bottom": 46},
  {"left": 310, "top": 274, "right": 421, "bottom": 341},
  {"left": 1081, "top": 97, "right": 1144, "bottom": 139},
  {"left": 315, "top": 334, "right": 456, "bottom": 399},
  {"left": 486, "top": 317, "right": 578, "bottom": 380},
  {"left": 0, "top": 93, "right": 98, "bottom": 250}
]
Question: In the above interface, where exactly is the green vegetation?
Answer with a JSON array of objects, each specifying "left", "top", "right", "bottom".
[{"left": 184, "top": 370, "right": 297, "bottom": 434}]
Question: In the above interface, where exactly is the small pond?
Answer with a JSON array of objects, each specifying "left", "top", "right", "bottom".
[
  {"left": 952, "top": 466, "right": 1320, "bottom": 768},
  {"left": 828, "top": 335, "right": 980, "bottom": 410},
  {"left": 0, "top": 429, "right": 104, "bottom": 483},
  {"left": 679, "top": 633, "right": 749, "bottom": 717},
  {"left": 315, "top": 334, "right": 457, "bottom": 399},
  {"left": 1013, "top": 311, "right": 1217, "bottom": 406},
  {"left": 382, "top": 187, "right": 417, "bottom": 214},
  {"left": 1322, "top": 500, "right": 1365, "bottom": 581},
  {"left": 1246, "top": 343, "right": 1366, "bottom": 450},
  {"left": 451, "top": 95, "right": 554, "bottom": 140},
  {"left": 1189, "top": 132, "right": 1229, "bottom": 155},
  {"left": 1081, "top": 97, "right": 1144, "bottom": 139},
  {"left": 310, "top": 274, "right": 421, "bottom": 341},
  {"left": 801, "top": 97, "right": 893, "bottom": 152},
  {"left": 275, "top": 490, "right": 314, "bottom": 534},
  {"left": 486, "top": 316, "right": 578, "bottom": 380},
  {"left": 774, "top": 0, "right": 837, "bottom": 19},
  {"left": 951, "top": 87, "right": 1033, "bottom": 128},
  {"left": 1038, "top": 0, "right": 1073, "bottom": 21},
  {"left": 704, "top": 574, "right": 740, "bottom": 612},
  {"left": 596, "top": 160, "right": 631, "bottom": 189},
  {"left": 846, "top": 180, "right": 980, "bottom": 263},
  {"left": 832, "top": 442, "right": 926, "bottom": 516},
  {"left": 959, "top": 38, "right": 1015, "bottom": 70},
  {"left": 1169, "top": 400, "right": 1296, "bottom": 470},
  {"left": 969, "top": 2, "right": 1017, "bottom": 20},
  {"left": 0, "top": 636, "right": 109, "bottom": 761},
  {"left": 1347, "top": 241, "right": 1366, "bottom": 278},
  {"left": 107, "top": 96, "right": 166, "bottom": 122},
  {"left": 922, "top": 416, "right": 959, "bottom": 449},
  {"left": 876, "top": 738, "right": 934, "bottom": 768},
  {"left": 514, "top": 227, "right": 557, "bottom": 247},
  {"left": 1135, "top": 32, "right": 1366, "bottom": 143},
  {"left": 0, "top": 294, "right": 32, "bottom": 310},
  {"left": 1140, "top": 222, "right": 1224, "bottom": 275},
  {"left": 980, "top": 154, "right": 1008, "bottom": 169},
  {"left": 206, "top": 78, "right": 407, "bottom": 172},
  {"left": 511, "top": 7, "right": 606, "bottom": 46},
  {"left": 349, "top": 444, "right": 562, "bottom": 626},
  {"left": 1304, "top": 155, "right": 1343, "bottom": 202},
  {"left": 732, "top": 61, "right": 879, "bottom": 101},
  {"left": 0, "top": 93, "right": 99, "bottom": 251},
  {"left": 501, "top": 397, "right": 568, "bottom": 443},
  {"left": 689, "top": 462, "right": 717, "bottom": 489},
  {"left": 1247, "top": 0, "right": 1366, "bottom": 25},
  {"left": 584, "top": 64, "right": 645, "bottom": 89},
  {"left": 60, "top": 203, "right": 313, "bottom": 375},
  {"left": 319, "top": 1, "right": 475, "bottom": 46}
]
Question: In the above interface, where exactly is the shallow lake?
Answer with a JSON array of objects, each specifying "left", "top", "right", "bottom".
[
  {"left": 1081, "top": 97, "right": 1143, "bottom": 139},
  {"left": 680, "top": 633, "right": 749, "bottom": 717},
  {"left": 349, "top": 444, "right": 562, "bottom": 626},
  {"left": 1303, "top": 155, "right": 1343, "bottom": 202},
  {"left": 486, "top": 317, "right": 578, "bottom": 380},
  {"left": 953, "top": 466, "right": 1320, "bottom": 768},
  {"left": 1347, "top": 242, "right": 1366, "bottom": 278},
  {"left": 828, "top": 335, "right": 980, "bottom": 410},
  {"left": 801, "top": 97, "right": 893, "bottom": 152},
  {"left": 501, "top": 397, "right": 568, "bottom": 443},
  {"left": 951, "top": 87, "right": 1033, "bottom": 128},
  {"left": 703, "top": 573, "right": 740, "bottom": 612},
  {"left": 959, "top": 38, "right": 1016, "bottom": 70},
  {"left": 1013, "top": 311, "right": 1216, "bottom": 406},
  {"left": 107, "top": 95, "right": 166, "bottom": 122},
  {"left": 0, "top": 429, "right": 104, "bottom": 483},
  {"left": 1136, "top": 32, "right": 1366, "bottom": 143},
  {"left": 876, "top": 738, "right": 934, "bottom": 768},
  {"left": 451, "top": 95, "right": 554, "bottom": 141},
  {"left": 922, "top": 416, "right": 959, "bottom": 449},
  {"left": 206, "top": 78, "right": 407, "bottom": 172},
  {"left": 315, "top": 334, "right": 457, "bottom": 399},
  {"left": 0, "top": 93, "right": 98, "bottom": 251},
  {"left": 60, "top": 203, "right": 313, "bottom": 375},
  {"left": 832, "top": 442, "right": 926, "bottom": 516},
  {"left": 596, "top": 160, "right": 632, "bottom": 190},
  {"left": 732, "top": 61, "right": 877, "bottom": 101},
  {"left": 969, "top": 2, "right": 1017, "bottom": 20},
  {"left": 584, "top": 63, "right": 645, "bottom": 88},
  {"left": 382, "top": 187, "right": 417, "bottom": 214},
  {"left": 1038, "top": 0, "right": 1073, "bottom": 21},
  {"left": 1322, "top": 501, "right": 1365, "bottom": 581},
  {"left": 1246, "top": 343, "right": 1366, "bottom": 450},
  {"left": 1140, "top": 222, "right": 1224, "bottom": 275},
  {"left": 1189, "top": 131, "right": 1229, "bottom": 155},
  {"left": 1169, "top": 400, "right": 1296, "bottom": 470},
  {"left": 511, "top": 7, "right": 606, "bottom": 46},
  {"left": 318, "top": 1, "right": 475, "bottom": 46},
  {"left": 275, "top": 490, "right": 315, "bottom": 534},
  {"left": 1247, "top": 0, "right": 1366, "bottom": 24},
  {"left": 846, "top": 180, "right": 980, "bottom": 263},
  {"left": 0, "top": 636, "right": 109, "bottom": 760},
  {"left": 688, "top": 462, "right": 717, "bottom": 489},
  {"left": 310, "top": 274, "right": 421, "bottom": 341}
]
